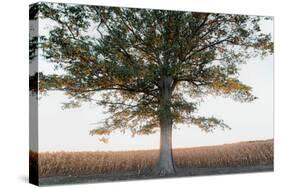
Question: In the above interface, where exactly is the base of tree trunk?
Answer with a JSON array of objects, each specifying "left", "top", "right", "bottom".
[{"left": 151, "top": 166, "right": 176, "bottom": 176}]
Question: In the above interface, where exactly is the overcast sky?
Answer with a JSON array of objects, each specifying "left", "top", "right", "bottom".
[{"left": 36, "top": 13, "right": 274, "bottom": 152}]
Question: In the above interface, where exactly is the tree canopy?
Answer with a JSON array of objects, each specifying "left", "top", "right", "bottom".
[{"left": 32, "top": 2, "right": 273, "bottom": 140}]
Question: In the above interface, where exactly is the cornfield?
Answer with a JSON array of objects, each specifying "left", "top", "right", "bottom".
[{"left": 30, "top": 139, "right": 273, "bottom": 177}]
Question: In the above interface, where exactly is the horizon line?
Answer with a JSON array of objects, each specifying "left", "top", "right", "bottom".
[{"left": 33, "top": 138, "right": 273, "bottom": 153}]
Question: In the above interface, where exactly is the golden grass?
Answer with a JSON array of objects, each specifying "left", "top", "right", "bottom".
[{"left": 30, "top": 139, "right": 273, "bottom": 177}]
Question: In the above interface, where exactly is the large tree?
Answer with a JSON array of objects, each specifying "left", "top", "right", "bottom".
[{"left": 32, "top": 2, "right": 273, "bottom": 175}]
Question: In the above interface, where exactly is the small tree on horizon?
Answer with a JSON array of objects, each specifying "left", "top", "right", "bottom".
[{"left": 31, "top": 3, "right": 273, "bottom": 175}]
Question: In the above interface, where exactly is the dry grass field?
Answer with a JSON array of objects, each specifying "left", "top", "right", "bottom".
[{"left": 30, "top": 139, "right": 273, "bottom": 178}]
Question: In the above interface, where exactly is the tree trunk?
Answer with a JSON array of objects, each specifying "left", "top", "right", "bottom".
[
  {"left": 154, "top": 115, "right": 176, "bottom": 176},
  {"left": 153, "top": 76, "right": 176, "bottom": 176}
]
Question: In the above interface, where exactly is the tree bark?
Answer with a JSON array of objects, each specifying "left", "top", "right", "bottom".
[{"left": 153, "top": 76, "right": 176, "bottom": 176}]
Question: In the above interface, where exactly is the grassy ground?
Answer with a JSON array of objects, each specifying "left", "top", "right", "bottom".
[{"left": 30, "top": 139, "right": 273, "bottom": 180}]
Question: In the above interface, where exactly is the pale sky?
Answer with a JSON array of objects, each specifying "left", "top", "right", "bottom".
[{"left": 36, "top": 12, "right": 274, "bottom": 152}]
